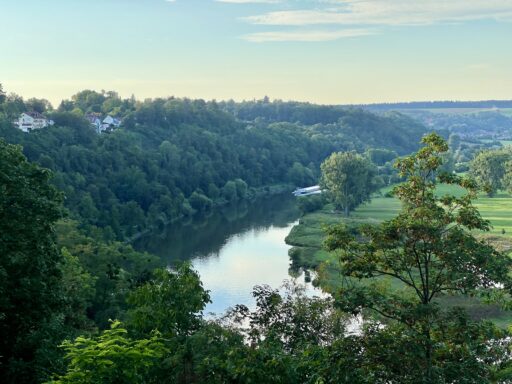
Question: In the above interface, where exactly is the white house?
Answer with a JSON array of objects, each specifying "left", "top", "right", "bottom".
[
  {"left": 85, "top": 113, "right": 103, "bottom": 133},
  {"left": 84, "top": 114, "right": 122, "bottom": 133},
  {"left": 103, "top": 115, "right": 122, "bottom": 127},
  {"left": 15, "top": 112, "right": 54, "bottom": 132}
]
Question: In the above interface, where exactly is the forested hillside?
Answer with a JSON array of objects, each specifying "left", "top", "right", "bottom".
[
  {"left": 0, "top": 90, "right": 427, "bottom": 240},
  {"left": 220, "top": 99, "right": 426, "bottom": 155}
]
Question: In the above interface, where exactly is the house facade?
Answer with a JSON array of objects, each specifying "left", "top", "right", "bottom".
[
  {"left": 85, "top": 114, "right": 122, "bottom": 133},
  {"left": 16, "top": 112, "right": 54, "bottom": 132}
]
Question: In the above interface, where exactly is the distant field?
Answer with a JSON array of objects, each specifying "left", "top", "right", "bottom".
[
  {"left": 500, "top": 140, "right": 512, "bottom": 146},
  {"left": 357, "top": 185, "right": 512, "bottom": 237}
]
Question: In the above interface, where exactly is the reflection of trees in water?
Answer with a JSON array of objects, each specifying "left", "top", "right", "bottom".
[{"left": 134, "top": 194, "right": 300, "bottom": 264}]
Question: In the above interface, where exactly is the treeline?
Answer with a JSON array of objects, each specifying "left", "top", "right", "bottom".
[
  {"left": 219, "top": 99, "right": 426, "bottom": 155},
  {"left": 0, "top": 88, "right": 426, "bottom": 240},
  {"left": 355, "top": 99, "right": 512, "bottom": 110}
]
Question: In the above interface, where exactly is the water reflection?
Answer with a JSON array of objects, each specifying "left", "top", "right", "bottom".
[{"left": 135, "top": 194, "right": 322, "bottom": 314}]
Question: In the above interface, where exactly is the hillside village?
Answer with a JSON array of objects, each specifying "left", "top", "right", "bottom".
[
  {"left": 15, "top": 112, "right": 54, "bottom": 132},
  {"left": 14, "top": 112, "right": 122, "bottom": 133}
]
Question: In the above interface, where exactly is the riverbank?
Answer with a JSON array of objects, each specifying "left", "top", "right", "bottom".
[
  {"left": 128, "top": 183, "right": 295, "bottom": 244},
  {"left": 130, "top": 192, "right": 322, "bottom": 315},
  {"left": 285, "top": 189, "right": 512, "bottom": 327}
]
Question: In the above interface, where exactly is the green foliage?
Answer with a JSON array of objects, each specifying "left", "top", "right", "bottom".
[
  {"left": 324, "top": 133, "right": 512, "bottom": 382},
  {"left": 320, "top": 151, "right": 378, "bottom": 216},
  {"left": 0, "top": 139, "right": 65, "bottom": 382},
  {"left": 48, "top": 321, "right": 167, "bottom": 384},
  {"left": 55, "top": 220, "right": 160, "bottom": 329},
  {"left": 228, "top": 282, "right": 345, "bottom": 353},
  {"left": 127, "top": 266, "right": 210, "bottom": 337},
  {"left": 297, "top": 194, "right": 325, "bottom": 214},
  {"left": 0, "top": 86, "right": 430, "bottom": 243},
  {"left": 470, "top": 147, "right": 512, "bottom": 196},
  {"left": 365, "top": 148, "right": 398, "bottom": 166}
]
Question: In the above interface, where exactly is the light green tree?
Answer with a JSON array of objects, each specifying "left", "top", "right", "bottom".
[
  {"left": 320, "top": 151, "right": 377, "bottom": 216},
  {"left": 470, "top": 148, "right": 512, "bottom": 196},
  {"left": 325, "top": 133, "right": 512, "bottom": 382},
  {"left": 48, "top": 321, "right": 167, "bottom": 384}
]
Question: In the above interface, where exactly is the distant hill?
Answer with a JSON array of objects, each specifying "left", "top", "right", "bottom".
[{"left": 347, "top": 100, "right": 512, "bottom": 111}]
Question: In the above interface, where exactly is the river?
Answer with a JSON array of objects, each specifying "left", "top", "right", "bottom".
[{"left": 134, "top": 194, "right": 323, "bottom": 315}]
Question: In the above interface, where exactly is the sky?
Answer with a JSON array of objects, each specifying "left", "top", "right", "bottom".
[{"left": 1, "top": 0, "right": 512, "bottom": 106}]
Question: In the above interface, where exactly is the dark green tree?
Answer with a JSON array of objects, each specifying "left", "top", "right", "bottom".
[
  {"left": 0, "top": 140, "right": 64, "bottom": 382},
  {"left": 325, "top": 133, "right": 512, "bottom": 382},
  {"left": 127, "top": 265, "right": 210, "bottom": 337}
]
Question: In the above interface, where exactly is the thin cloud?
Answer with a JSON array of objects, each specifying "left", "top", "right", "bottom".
[
  {"left": 243, "top": 28, "right": 375, "bottom": 42},
  {"left": 217, "top": 0, "right": 281, "bottom": 3},
  {"left": 244, "top": 0, "right": 512, "bottom": 26}
]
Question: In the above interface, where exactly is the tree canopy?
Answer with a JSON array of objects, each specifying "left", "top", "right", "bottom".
[
  {"left": 320, "top": 151, "right": 378, "bottom": 216},
  {"left": 0, "top": 140, "right": 63, "bottom": 382}
]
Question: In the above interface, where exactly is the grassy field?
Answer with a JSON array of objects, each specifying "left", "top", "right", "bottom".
[{"left": 286, "top": 185, "right": 512, "bottom": 326}]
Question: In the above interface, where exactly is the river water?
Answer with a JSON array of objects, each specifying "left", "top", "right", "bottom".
[{"left": 134, "top": 194, "right": 322, "bottom": 315}]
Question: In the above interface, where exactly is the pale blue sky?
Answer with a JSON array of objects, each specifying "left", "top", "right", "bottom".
[{"left": 1, "top": 0, "right": 512, "bottom": 105}]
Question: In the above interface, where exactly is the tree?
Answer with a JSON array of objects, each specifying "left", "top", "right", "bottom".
[
  {"left": 127, "top": 265, "right": 210, "bottom": 337},
  {"left": 365, "top": 148, "right": 397, "bottom": 166},
  {"left": 324, "top": 133, "right": 512, "bottom": 382},
  {"left": 0, "top": 140, "right": 64, "bottom": 382},
  {"left": 320, "top": 151, "right": 377, "bottom": 216},
  {"left": 48, "top": 321, "right": 167, "bottom": 384},
  {"left": 470, "top": 148, "right": 512, "bottom": 196},
  {"left": 0, "top": 83, "right": 6, "bottom": 104},
  {"left": 25, "top": 98, "right": 53, "bottom": 114}
]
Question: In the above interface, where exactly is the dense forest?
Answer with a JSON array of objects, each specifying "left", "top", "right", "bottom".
[
  {"left": 3, "top": 130, "right": 512, "bottom": 383},
  {"left": 0, "top": 89, "right": 426, "bottom": 240}
]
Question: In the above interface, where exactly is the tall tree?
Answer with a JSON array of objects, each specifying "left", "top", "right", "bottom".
[
  {"left": 320, "top": 151, "right": 377, "bottom": 216},
  {"left": 0, "top": 140, "right": 64, "bottom": 382},
  {"left": 325, "top": 133, "right": 512, "bottom": 382}
]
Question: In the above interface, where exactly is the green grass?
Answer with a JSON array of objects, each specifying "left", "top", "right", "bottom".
[{"left": 286, "top": 185, "right": 512, "bottom": 326}]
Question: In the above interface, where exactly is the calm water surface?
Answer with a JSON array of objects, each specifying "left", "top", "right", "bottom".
[{"left": 135, "top": 194, "right": 322, "bottom": 314}]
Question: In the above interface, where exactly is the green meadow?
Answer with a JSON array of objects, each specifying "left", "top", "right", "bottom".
[{"left": 286, "top": 184, "right": 512, "bottom": 326}]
